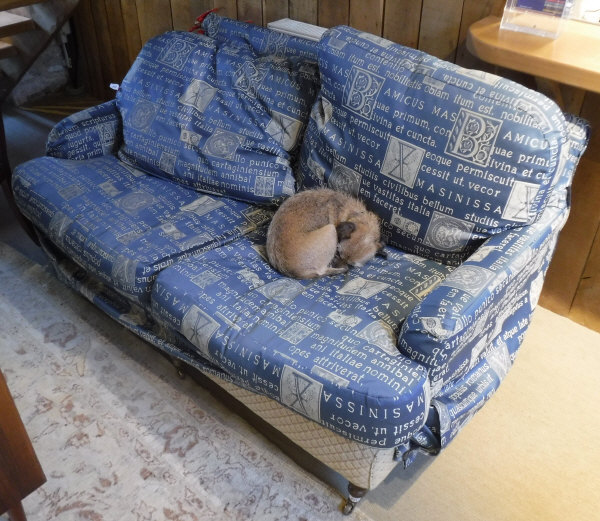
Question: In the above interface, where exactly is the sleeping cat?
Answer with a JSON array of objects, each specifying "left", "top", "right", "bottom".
[{"left": 266, "top": 188, "right": 386, "bottom": 279}]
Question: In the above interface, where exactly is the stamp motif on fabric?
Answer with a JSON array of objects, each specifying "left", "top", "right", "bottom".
[
  {"left": 381, "top": 137, "right": 425, "bottom": 188},
  {"left": 98, "top": 181, "right": 121, "bottom": 198},
  {"left": 111, "top": 255, "right": 138, "bottom": 287},
  {"left": 469, "top": 337, "right": 489, "bottom": 369},
  {"left": 201, "top": 13, "right": 221, "bottom": 38},
  {"left": 265, "top": 112, "right": 302, "bottom": 151},
  {"left": 423, "top": 212, "right": 475, "bottom": 252},
  {"left": 529, "top": 271, "right": 545, "bottom": 309},
  {"left": 486, "top": 342, "right": 511, "bottom": 380},
  {"left": 157, "top": 37, "right": 195, "bottom": 70},
  {"left": 282, "top": 175, "right": 295, "bottom": 196},
  {"left": 159, "top": 151, "right": 177, "bottom": 174},
  {"left": 160, "top": 223, "right": 186, "bottom": 241},
  {"left": 58, "top": 184, "right": 85, "bottom": 200},
  {"left": 257, "top": 279, "right": 304, "bottom": 305},
  {"left": 265, "top": 31, "right": 290, "bottom": 56},
  {"left": 311, "top": 97, "right": 333, "bottom": 130},
  {"left": 116, "top": 230, "right": 141, "bottom": 245},
  {"left": 234, "top": 60, "right": 269, "bottom": 96},
  {"left": 410, "top": 274, "right": 444, "bottom": 300},
  {"left": 241, "top": 207, "right": 272, "bottom": 227},
  {"left": 181, "top": 232, "right": 212, "bottom": 250},
  {"left": 423, "top": 75, "right": 446, "bottom": 91},
  {"left": 97, "top": 123, "right": 116, "bottom": 154},
  {"left": 358, "top": 32, "right": 394, "bottom": 48},
  {"left": 469, "top": 245, "right": 499, "bottom": 263},
  {"left": 327, "top": 310, "right": 362, "bottom": 329},
  {"left": 390, "top": 212, "right": 421, "bottom": 236},
  {"left": 48, "top": 212, "right": 73, "bottom": 244},
  {"left": 182, "top": 305, "right": 219, "bottom": 359},
  {"left": 254, "top": 176, "right": 276, "bottom": 198},
  {"left": 329, "top": 161, "right": 362, "bottom": 196},
  {"left": 116, "top": 191, "right": 155, "bottom": 215},
  {"left": 128, "top": 100, "right": 159, "bottom": 131},
  {"left": 307, "top": 154, "right": 326, "bottom": 182},
  {"left": 236, "top": 269, "right": 263, "bottom": 290},
  {"left": 203, "top": 130, "right": 244, "bottom": 159},
  {"left": 179, "top": 79, "right": 217, "bottom": 113},
  {"left": 457, "top": 67, "right": 501, "bottom": 86},
  {"left": 502, "top": 181, "right": 540, "bottom": 222},
  {"left": 281, "top": 322, "right": 313, "bottom": 345},
  {"left": 180, "top": 129, "right": 201, "bottom": 147},
  {"left": 446, "top": 109, "right": 502, "bottom": 167},
  {"left": 420, "top": 317, "right": 459, "bottom": 340},
  {"left": 326, "top": 29, "right": 347, "bottom": 50},
  {"left": 338, "top": 277, "right": 389, "bottom": 299},
  {"left": 443, "top": 265, "right": 495, "bottom": 295},
  {"left": 190, "top": 270, "right": 221, "bottom": 289},
  {"left": 280, "top": 365, "right": 322, "bottom": 421},
  {"left": 180, "top": 195, "right": 225, "bottom": 216},
  {"left": 357, "top": 321, "right": 398, "bottom": 355},
  {"left": 343, "top": 66, "right": 385, "bottom": 120}
]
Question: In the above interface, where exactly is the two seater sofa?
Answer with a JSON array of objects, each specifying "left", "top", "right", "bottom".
[{"left": 11, "top": 14, "right": 589, "bottom": 514}]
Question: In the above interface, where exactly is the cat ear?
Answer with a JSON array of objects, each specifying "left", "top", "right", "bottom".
[{"left": 336, "top": 221, "right": 356, "bottom": 241}]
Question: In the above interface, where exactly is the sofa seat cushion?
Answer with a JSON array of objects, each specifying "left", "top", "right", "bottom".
[
  {"left": 116, "top": 30, "right": 319, "bottom": 204},
  {"left": 12, "top": 155, "right": 271, "bottom": 304},
  {"left": 151, "top": 229, "right": 455, "bottom": 447},
  {"left": 298, "top": 25, "right": 568, "bottom": 265}
]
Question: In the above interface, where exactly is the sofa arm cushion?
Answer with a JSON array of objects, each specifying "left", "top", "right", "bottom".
[
  {"left": 555, "top": 113, "right": 591, "bottom": 193},
  {"left": 46, "top": 100, "right": 122, "bottom": 160},
  {"left": 116, "top": 29, "right": 319, "bottom": 205},
  {"left": 397, "top": 193, "right": 569, "bottom": 390},
  {"left": 298, "top": 25, "right": 573, "bottom": 265}
]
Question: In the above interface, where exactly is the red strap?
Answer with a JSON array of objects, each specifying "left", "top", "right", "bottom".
[{"left": 188, "top": 7, "right": 221, "bottom": 34}]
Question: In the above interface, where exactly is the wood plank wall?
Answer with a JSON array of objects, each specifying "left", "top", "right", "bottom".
[
  {"left": 72, "top": 0, "right": 506, "bottom": 100},
  {"left": 540, "top": 92, "right": 600, "bottom": 333}
]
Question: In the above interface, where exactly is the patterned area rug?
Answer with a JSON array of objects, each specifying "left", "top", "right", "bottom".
[{"left": 0, "top": 243, "right": 371, "bottom": 521}]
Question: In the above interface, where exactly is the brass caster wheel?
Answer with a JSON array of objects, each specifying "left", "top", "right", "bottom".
[
  {"left": 342, "top": 483, "right": 367, "bottom": 515},
  {"left": 170, "top": 358, "right": 186, "bottom": 379},
  {"left": 342, "top": 499, "right": 357, "bottom": 515}
]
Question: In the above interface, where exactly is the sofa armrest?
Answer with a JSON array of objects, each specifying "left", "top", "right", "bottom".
[
  {"left": 398, "top": 193, "right": 569, "bottom": 392},
  {"left": 46, "top": 99, "right": 122, "bottom": 160}
]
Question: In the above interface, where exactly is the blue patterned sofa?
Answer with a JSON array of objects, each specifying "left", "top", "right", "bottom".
[{"left": 11, "top": 14, "right": 589, "bottom": 514}]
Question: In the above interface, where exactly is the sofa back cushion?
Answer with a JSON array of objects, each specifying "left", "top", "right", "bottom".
[
  {"left": 202, "top": 13, "right": 318, "bottom": 61},
  {"left": 117, "top": 30, "right": 319, "bottom": 204},
  {"left": 298, "top": 26, "right": 568, "bottom": 265}
]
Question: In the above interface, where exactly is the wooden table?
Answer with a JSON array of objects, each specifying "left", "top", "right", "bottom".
[
  {"left": 0, "top": 370, "right": 46, "bottom": 521},
  {"left": 467, "top": 16, "right": 600, "bottom": 332},
  {"left": 467, "top": 16, "right": 600, "bottom": 113}
]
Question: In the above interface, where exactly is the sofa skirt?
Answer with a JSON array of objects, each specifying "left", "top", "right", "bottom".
[{"left": 200, "top": 370, "right": 399, "bottom": 490}]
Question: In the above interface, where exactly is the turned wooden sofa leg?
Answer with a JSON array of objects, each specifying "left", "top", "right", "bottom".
[{"left": 342, "top": 483, "right": 368, "bottom": 515}]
